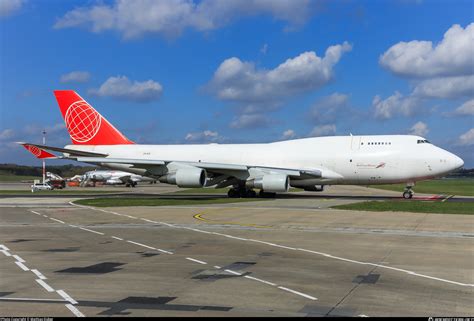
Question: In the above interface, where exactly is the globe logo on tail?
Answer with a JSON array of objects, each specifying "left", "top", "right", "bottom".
[
  {"left": 27, "top": 145, "right": 41, "bottom": 157},
  {"left": 65, "top": 100, "right": 102, "bottom": 143}
]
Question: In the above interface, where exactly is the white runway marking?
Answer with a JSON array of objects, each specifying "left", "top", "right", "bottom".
[
  {"left": 0, "top": 244, "right": 10, "bottom": 251},
  {"left": 57, "top": 290, "right": 78, "bottom": 305},
  {"left": 36, "top": 279, "right": 54, "bottom": 292},
  {"left": 186, "top": 257, "right": 207, "bottom": 265},
  {"left": 224, "top": 269, "right": 242, "bottom": 276},
  {"left": 0, "top": 297, "right": 66, "bottom": 302},
  {"left": 31, "top": 269, "right": 47, "bottom": 280},
  {"left": 111, "top": 236, "right": 124, "bottom": 241},
  {"left": 69, "top": 224, "right": 78, "bottom": 228},
  {"left": 157, "top": 249, "right": 173, "bottom": 255},
  {"left": 244, "top": 275, "right": 277, "bottom": 286},
  {"left": 278, "top": 286, "right": 317, "bottom": 301},
  {"left": 30, "top": 210, "right": 42, "bottom": 215},
  {"left": 66, "top": 304, "right": 85, "bottom": 317},
  {"left": 12, "top": 254, "right": 25, "bottom": 262},
  {"left": 214, "top": 265, "right": 221, "bottom": 269},
  {"left": 49, "top": 217, "right": 65, "bottom": 224},
  {"left": 126, "top": 240, "right": 156, "bottom": 250},
  {"left": 79, "top": 227, "right": 104, "bottom": 235},
  {"left": 42, "top": 215, "right": 48, "bottom": 218},
  {"left": 15, "top": 261, "right": 29, "bottom": 271},
  {"left": 0, "top": 249, "right": 12, "bottom": 256}
]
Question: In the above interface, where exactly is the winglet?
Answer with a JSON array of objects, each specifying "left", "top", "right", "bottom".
[{"left": 18, "top": 142, "right": 58, "bottom": 159}]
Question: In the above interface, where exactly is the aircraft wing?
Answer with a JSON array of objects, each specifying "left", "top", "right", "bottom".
[{"left": 73, "top": 156, "right": 342, "bottom": 183}]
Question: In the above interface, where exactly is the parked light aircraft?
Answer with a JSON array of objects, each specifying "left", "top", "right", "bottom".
[
  {"left": 19, "top": 90, "right": 464, "bottom": 199},
  {"left": 80, "top": 169, "right": 155, "bottom": 187}
]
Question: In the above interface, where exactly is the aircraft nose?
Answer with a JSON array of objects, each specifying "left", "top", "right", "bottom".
[{"left": 452, "top": 154, "right": 464, "bottom": 169}]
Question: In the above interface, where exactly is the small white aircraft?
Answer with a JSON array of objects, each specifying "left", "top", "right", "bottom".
[
  {"left": 80, "top": 169, "right": 155, "bottom": 187},
  {"left": 20, "top": 90, "right": 464, "bottom": 199}
]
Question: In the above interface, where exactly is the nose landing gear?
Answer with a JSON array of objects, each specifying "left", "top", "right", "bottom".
[{"left": 403, "top": 183, "right": 415, "bottom": 199}]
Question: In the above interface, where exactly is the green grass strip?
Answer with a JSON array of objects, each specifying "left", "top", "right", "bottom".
[
  {"left": 74, "top": 197, "right": 267, "bottom": 207},
  {"left": 371, "top": 179, "right": 474, "bottom": 196},
  {"left": 333, "top": 200, "right": 474, "bottom": 215}
]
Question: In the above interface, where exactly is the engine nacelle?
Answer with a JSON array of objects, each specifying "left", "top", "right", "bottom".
[
  {"left": 303, "top": 185, "right": 325, "bottom": 192},
  {"left": 159, "top": 167, "right": 207, "bottom": 188},
  {"left": 251, "top": 174, "right": 289, "bottom": 192}
]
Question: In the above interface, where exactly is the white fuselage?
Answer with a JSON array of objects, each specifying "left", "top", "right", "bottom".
[{"left": 67, "top": 135, "right": 464, "bottom": 186}]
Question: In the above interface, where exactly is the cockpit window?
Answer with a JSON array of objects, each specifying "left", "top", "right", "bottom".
[{"left": 417, "top": 139, "right": 431, "bottom": 144}]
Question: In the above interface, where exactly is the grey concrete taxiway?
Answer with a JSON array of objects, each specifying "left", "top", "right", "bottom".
[{"left": 0, "top": 184, "right": 473, "bottom": 317}]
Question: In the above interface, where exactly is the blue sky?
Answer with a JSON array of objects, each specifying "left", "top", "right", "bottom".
[{"left": 0, "top": 0, "right": 473, "bottom": 166}]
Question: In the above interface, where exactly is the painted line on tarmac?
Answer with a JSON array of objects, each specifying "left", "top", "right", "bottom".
[
  {"left": 126, "top": 240, "right": 157, "bottom": 250},
  {"left": 49, "top": 217, "right": 66, "bottom": 224},
  {"left": 15, "top": 261, "right": 30, "bottom": 271},
  {"left": 244, "top": 275, "right": 277, "bottom": 286},
  {"left": 12, "top": 254, "right": 25, "bottom": 262},
  {"left": 193, "top": 213, "right": 272, "bottom": 229},
  {"left": 111, "top": 236, "right": 124, "bottom": 241},
  {"left": 66, "top": 304, "right": 85, "bottom": 317},
  {"left": 31, "top": 269, "right": 47, "bottom": 280},
  {"left": 67, "top": 203, "right": 474, "bottom": 288},
  {"left": 64, "top": 203, "right": 322, "bottom": 302},
  {"left": 1, "top": 249, "right": 12, "bottom": 256},
  {"left": 278, "top": 286, "right": 317, "bottom": 301},
  {"left": 79, "top": 227, "right": 104, "bottom": 235},
  {"left": 186, "top": 257, "right": 207, "bottom": 265},
  {"left": 57, "top": 290, "right": 78, "bottom": 305},
  {"left": 36, "top": 279, "right": 54, "bottom": 292},
  {"left": 3, "top": 241, "right": 85, "bottom": 317}
]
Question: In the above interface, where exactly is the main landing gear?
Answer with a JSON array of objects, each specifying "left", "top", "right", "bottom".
[
  {"left": 227, "top": 187, "right": 276, "bottom": 198},
  {"left": 402, "top": 183, "right": 415, "bottom": 199}
]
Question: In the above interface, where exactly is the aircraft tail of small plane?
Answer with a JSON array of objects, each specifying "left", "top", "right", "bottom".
[{"left": 53, "top": 90, "right": 134, "bottom": 145}]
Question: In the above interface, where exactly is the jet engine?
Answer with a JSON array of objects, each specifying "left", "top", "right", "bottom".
[
  {"left": 159, "top": 167, "right": 207, "bottom": 188},
  {"left": 248, "top": 174, "right": 289, "bottom": 192}
]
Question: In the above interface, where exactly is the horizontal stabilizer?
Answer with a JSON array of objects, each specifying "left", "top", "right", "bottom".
[
  {"left": 17, "top": 142, "right": 108, "bottom": 157},
  {"left": 20, "top": 143, "right": 57, "bottom": 159}
]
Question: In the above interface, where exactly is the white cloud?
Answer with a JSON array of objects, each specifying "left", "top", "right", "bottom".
[
  {"left": 310, "top": 93, "right": 349, "bottom": 124},
  {"left": 453, "top": 99, "right": 474, "bottom": 116},
  {"left": 373, "top": 92, "right": 423, "bottom": 119},
  {"left": 282, "top": 129, "right": 296, "bottom": 140},
  {"left": 209, "top": 43, "right": 352, "bottom": 103},
  {"left": 60, "top": 71, "right": 91, "bottom": 83},
  {"left": 412, "top": 75, "right": 474, "bottom": 99},
  {"left": 260, "top": 43, "right": 268, "bottom": 55},
  {"left": 0, "top": 0, "right": 24, "bottom": 18},
  {"left": 408, "top": 121, "right": 429, "bottom": 136},
  {"left": 185, "top": 130, "right": 224, "bottom": 143},
  {"left": 54, "top": 0, "right": 315, "bottom": 39},
  {"left": 458, "top": 128, "right": 474, "bottom": 146},
  {"left": 229, "top": 113, "right": 270, "bottom": 129},
  {"left": 380, "top": 23, "right": 474, "bottom": 78},
  {"left": 0, "top": 128, "right": 14, "bottom": 140},
  {"left": 372, "top": 91, "right": 421, "bottom": 120},
  {"left": 309, "top": 124, "right": 336, "bottom": 137},
  {"left": 90, "top": 76, "right": 163, "bottom": 102}
]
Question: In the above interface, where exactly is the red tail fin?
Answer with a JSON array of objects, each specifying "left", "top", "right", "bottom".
[
  {"left": 21, "top": 143, "right": 57, "bottom": 159},
  {"left": 53, "top": 90, "right": 134, "bottom": 145}
]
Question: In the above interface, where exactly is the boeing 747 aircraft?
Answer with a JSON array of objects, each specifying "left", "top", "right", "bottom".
[{"left": 20, "top": 90, "right": 464, "bottom": 199}]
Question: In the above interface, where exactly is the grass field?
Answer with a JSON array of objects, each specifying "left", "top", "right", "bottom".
[
  {"left": 371, "top": 178, "right": 474, "bottom": 196},
  {"left": 333, "top": 200, "right": 473, "bottom": 215},
  {"left": 0, "top": 190, "right": 119, "bottom": 195},
  {"left": 74, "top": 197, "right": 266, "bottom": 207},
  {"left": 0, "top": 175, "right": 40, "bottom": 182}
]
